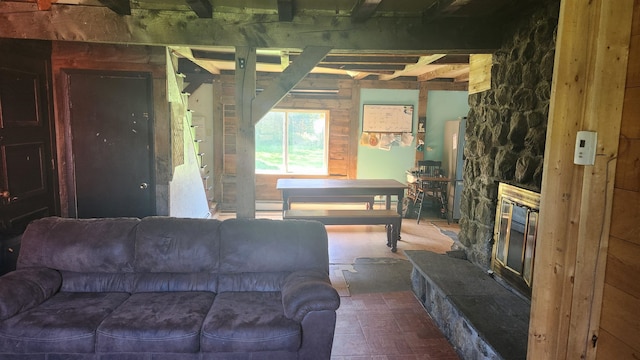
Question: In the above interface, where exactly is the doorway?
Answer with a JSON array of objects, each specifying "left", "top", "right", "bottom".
[
  {"left": 0, "top": 44, "right": 57, "bottom": 234},
  {"left": 65, "top": 70, "right": 155, "bottom": 218},
  {"left": 0, "top": 41, "right": 58, "bottom": 274}
]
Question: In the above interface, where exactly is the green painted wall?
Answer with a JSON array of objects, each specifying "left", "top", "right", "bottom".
[
  {"left": 423, "top": 90, "right": 470, "bottom": 162},
  {"left": 356, "top": 88, "right": 419, "bottom": 183}
]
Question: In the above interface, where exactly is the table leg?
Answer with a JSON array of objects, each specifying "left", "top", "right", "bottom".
[
  {"left": 396, "top": 193, "right": 404, "bottom": 241},
  {"left": 282, "top": 192, "right": 291, "bottom": 212}
]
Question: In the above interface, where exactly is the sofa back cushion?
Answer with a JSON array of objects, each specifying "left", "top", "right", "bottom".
[
  {"left": 19, "top": 217, "right": 139, "bottom": 273},
  {"left": 218, "top": 219, "right": 329, "bottom": 292},
  {"left": 133, "top": 217, "right": 222, "bottom": 292}
]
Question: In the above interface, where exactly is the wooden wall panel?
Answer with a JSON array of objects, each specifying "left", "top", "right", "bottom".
[
  {"left": 599, "top": 284, "right": 640, "bottom": 351},
  {"left": 621, "top": 87, "right": 640, "bottom": 137},
  {"left": 596, "top": 329, "right": 639, "bottom": 359},
  {"left": 597, "top": 1, "right": 640, "bottom": 358},
  {"left": 609, "top": 189, "right": 640, "bottom": 244},
  {"left": 605, "top": 236, "right": 640, "bottom": 299}
]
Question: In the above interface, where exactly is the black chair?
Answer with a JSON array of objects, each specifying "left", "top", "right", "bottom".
[{"left": 414, "top": 160, "right": 447, "bottom": 223}]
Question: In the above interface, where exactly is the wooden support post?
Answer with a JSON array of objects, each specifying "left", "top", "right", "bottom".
[
  {"left": 527, "top": 0, "right": 634, "bottom": 359},
  {"left": 251, "top": 46, "right": 331, "bottom": 124},
  {"left": 235, "top": 47, "right": 257, "bottom": 219}
]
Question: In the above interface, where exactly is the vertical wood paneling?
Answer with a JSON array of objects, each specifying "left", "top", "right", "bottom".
[
  {"left": 609, "top": 188, "right": 640, "bottom": 244},
  {"left": 528, "top": 0, "right": 634, "bottom": 359},
  {"left": 599, "top": 284, "right": 640, "bottom": 351},
  {"left": 596, "top": 0, "right": 640, "bottom": 358},
  {"left": 605, "top": 236, "right": 640, "bottom": 299}
]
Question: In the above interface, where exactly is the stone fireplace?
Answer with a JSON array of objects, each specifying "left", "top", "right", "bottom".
[
  {"left": 458, "top": 0, "right": 559, "bottom": 276},
  {"left": 491, "top": 182, "right": 540, "bottom": 298}
]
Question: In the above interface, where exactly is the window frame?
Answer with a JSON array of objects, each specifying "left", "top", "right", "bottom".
[{"left": 255, "top": 108, "right": 330, "bottom": 175}]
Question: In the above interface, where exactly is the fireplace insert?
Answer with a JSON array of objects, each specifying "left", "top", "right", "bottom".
[{"left": 491, "top": 182, "right": 540, "bottom": 298}]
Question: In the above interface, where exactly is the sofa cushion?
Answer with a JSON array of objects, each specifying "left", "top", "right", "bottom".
[
  {"left": 96, "top": 292, "right": 215, "bottom": 353},
  {"left": 18, "top": 217, "right": 139, "bottom": 274},
  {"left": 0, "top": 267, "right": 61, "bottom": 320},
  {"left": 217, "top": 219, "right": 329, "bottom": 292},
  {"left": 201, "top": 292, "right": 300, "bottom": 353},
  {"left": 0, "top": 292, "right": 129, "bottom": 353},
  {"left": 134, "top": 217, "right": 222, "bottom": 273}
]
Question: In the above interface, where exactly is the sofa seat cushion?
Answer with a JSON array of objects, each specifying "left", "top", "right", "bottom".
[
  {"left": 96, "top": 292, "right": 215, "bottom": 353},
  {"left": 201, "top": 292, "right": 300, "bottom": 353},
  {"left": 0, "top": 292, "right": 129, "bottom": 353}
]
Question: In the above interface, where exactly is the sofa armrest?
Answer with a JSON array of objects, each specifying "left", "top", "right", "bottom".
[
  {"left": 281, "top": 270, "right": 340, "bottom": 322},
  {"left": 0, "top": 267, "right": 62, "bottom": 320}
]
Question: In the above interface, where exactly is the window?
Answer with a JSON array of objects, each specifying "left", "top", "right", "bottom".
[{"left": 255, "top": 109, "right": 328, "bottom": 174}]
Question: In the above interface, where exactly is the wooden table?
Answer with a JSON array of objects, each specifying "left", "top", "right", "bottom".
[
  {"left": 276, "top": 179, "right": 407, "bottom": 246},
  {"left": 276, "top": 178, "right": 407, "bottom": 213}
]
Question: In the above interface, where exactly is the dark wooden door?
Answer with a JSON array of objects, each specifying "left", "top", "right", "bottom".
[
  {"left": 67, "top": 71, "right": 155, "bottom": 218},
  {"left": 0, "top": 44, "right": 57, "bottom": 236}
]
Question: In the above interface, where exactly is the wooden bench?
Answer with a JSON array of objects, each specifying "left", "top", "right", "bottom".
[
  {"left": 287, "top": 196, "right": 375, "bottom": 209},
  {"left": 283, "top": 209, "right": 401, "bottom": 252}
]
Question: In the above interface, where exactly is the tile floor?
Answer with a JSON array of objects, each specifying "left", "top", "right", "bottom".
[{"left": 216, "top": 206, "right": 461, "bottom": 359}]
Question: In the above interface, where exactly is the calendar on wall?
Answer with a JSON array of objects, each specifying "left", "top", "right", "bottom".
[{"left": 362, "top": 104, "right": 413, "bottom": 133}]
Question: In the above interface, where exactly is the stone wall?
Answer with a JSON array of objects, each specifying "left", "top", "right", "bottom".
[{"left": 458, "top": 0, "right": 560, "bottom": 269}]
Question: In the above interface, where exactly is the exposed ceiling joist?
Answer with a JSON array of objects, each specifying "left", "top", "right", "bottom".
[
  {"left": 351, "top": 0, "right": 383, "bottom": 23},
  {"left": 97, "top": 0, "right": 131, "bottom": 15},
  {"left": 277, "top": 0, "right": 294, "bottom": 22},
  {"left": 379, "top": 54, "right": 446, "bottom": 80},
  {"left": 417, "top": 64, "right": 467, "bottom": 81},
  {"left": 423, "top": 0, "right": 472, "bottom": 21},
  {"left": 172, "top": 47, "right": 221, "bottom": 74},
  {"left": 252, "top": 46, "right": 332, "bottom": 124},
  {"left": 0, "top": 3, "right": 502, "bottom": 52},
  {"left": 186, "top": 0, "right": 212, "bottom": 18}
]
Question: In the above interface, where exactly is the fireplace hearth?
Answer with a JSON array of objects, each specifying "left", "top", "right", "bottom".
[{"left": 491, "top": 182, "right": 540, "bottom": 298}]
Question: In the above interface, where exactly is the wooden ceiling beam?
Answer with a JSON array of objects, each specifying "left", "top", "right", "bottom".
[
  {"left": 417, "top": 64, "right": 468, "bottom": 81},
  {"left": 186, "top": 0, "right": 212, "bottom": 18},
  {"left": 379, "top": 54, "right": 446, "bottom": 80},
  {"left": 172, "top": 47, "right": 221, "bottom": 74},
  {"left": 252, "top": 46, "right": 331, "bottom": 124},
  {"left": 317, "top": 63, "right": 406, "bottom": 71},
  {"left": 97, "top": 0, "right": 131, "bottom": 15},
  {"left": 351, "top": 0, "right": 382, "bottom": 23},
  {"left": 0, "top": 3, "right": 501, "bottom": 52},
  {"left": 277, "top": 0, "right": 294, "bottom": 22},
  {"left": 423, "top": 0, "right": 473, "bottom": 21},
  {"left": 319, "top": 55, "right": 421, "bottom": 64}
]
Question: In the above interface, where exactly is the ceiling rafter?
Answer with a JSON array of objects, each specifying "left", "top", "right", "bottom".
[
  {"left": 378, "top": 54, "right": 446, "bottom": 81},
  {"left": 186, "top": 0, "right": 212, "bottom": 18},
  {"left": 277, "top": 0, "right": 294, "bottom": 22},
  {"left": 97, "top": 0, "right": 131, "bottom": 15},
  {"left": 417, "top": 64, "right": 467, "bottom": 81},
  {"left": 172, "top": 47, "right": 221, "bottom": 75},
  {"left": 351, "top": 0, "right": 382, "bottom": 23},
  {"left": 423, "top": 0, "right": 473, "bottom": 21}
]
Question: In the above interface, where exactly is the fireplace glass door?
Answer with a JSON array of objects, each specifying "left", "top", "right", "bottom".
[
  {"left": 495, "top": 201, "right": 538, "bottom": 285},
  {"left": 492, "top": 183, "right": 540, "bottom": 297}
]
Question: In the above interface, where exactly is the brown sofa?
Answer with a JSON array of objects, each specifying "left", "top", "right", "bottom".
[{"left": 0, "top": 216, "right": 340, "bottom": 359}]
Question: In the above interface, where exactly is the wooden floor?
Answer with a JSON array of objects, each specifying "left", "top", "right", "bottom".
[{"left": 216, "top": 207, "right": 462, "bottom": 359}]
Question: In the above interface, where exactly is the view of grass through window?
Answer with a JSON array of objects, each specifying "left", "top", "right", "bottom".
[{"left": 255, "top": 110, "right": 328, "bottom": 174}]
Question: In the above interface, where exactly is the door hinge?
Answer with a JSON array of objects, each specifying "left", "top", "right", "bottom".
[{"left": 591, "top": 334, "right": 598, "bottom": 348}]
